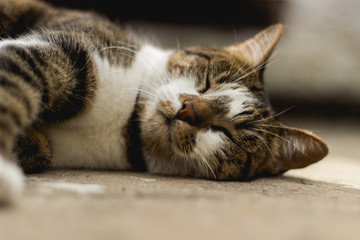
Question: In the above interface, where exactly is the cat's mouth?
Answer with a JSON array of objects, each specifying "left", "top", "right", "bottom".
[
  {"left": 156, "top": 100, "right": 176, "bottom": 124},
  {"left": 156, "top": 99, "right": 198, "bottom": 155}
]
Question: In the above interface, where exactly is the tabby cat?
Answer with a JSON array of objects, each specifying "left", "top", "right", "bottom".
[{"left": 0, "top": 0, "right": 328, "bottom": 203}]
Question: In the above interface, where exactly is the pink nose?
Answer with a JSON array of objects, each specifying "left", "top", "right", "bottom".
[{"left": 176, "top": 101, "right": 196, "bottom": 124}]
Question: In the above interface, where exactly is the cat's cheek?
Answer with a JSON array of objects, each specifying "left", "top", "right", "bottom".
[
  {"left": 157, "top": 100, "right": 177, "bottom": 120},
  {"left": 170, "top": 121, "right": 196, "bottom": 156},
  {"left": 191, "top": 130, "right": 225, "bottom": 159},
  {"left": 142, "top": 113, "right": 169, "bottom": 147}
]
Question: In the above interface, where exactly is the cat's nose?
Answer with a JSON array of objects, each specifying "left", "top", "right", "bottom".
[{"left": 176, "top": 101, "right": 196, "bottom": 125}]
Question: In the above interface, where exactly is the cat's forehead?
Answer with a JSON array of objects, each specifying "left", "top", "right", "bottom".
[
  {"left": 166, "top": 46, "right": 263, "bottom": 96},
  {"left": 167, "top": 46, "right": 257, "bottom": 80},
  {"left": 168, "top": 46, "right": 246, "bottom": 66}
]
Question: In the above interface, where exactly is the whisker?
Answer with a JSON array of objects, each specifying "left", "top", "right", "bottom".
[
  {"left": 200, "top": 156, "right": 217, "bottom": 180},
  {"left": 227, "top": 62, "right": 249, "bottom": 82},
  {"left": 229, "top": 51, "right": 280, "bottom": 83},
  {"left": 99, "top": 46, "right": 138, "bottom": 55},
  {"left": 167, "top": 153, "right": 178, "bottom": 173},
  {"left": 250, "top": 106, "right": 296, "bottom": 124},
  {"left": 225, "top": 55, "right": 237, "bottom": 78},
  {"left": 254, "top": 123, "right": 325, "bottom": 134},
  {"left": 232, "top": 24, "right": 238, "bottom": 45},
  {"left": 99, "top": 45, "right": 158, "bottom": 71},
  {"left": 253, "top": 124, "right": 298, "bottom": 131},
  {"left": 244, "top": 129, "right": 276, "bottom": 164},
  {"left": 233, "top": 61, "right": 267, "bottom": 82},
  {"left": 70, "top": 94, "right": 96, "bottom": 108},
  {"left": 121, "top": 87, "right": 157, "bottom": 98},
  {"left": 150, "top": 142, "right": 159, "bottom": 155},
  {"left": 251, "top": 127, "right": 310, "bottom": 158}
]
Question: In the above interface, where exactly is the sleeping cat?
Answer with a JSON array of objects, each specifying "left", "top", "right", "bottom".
[{"left": 0, "top": 0, "right": 328, "bottom": 203}]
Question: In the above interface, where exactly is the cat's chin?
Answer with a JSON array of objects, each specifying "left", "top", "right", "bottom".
[
  {"left": 170, "top": 121, "right": 197, "bottom": 155},
  {"left": 155, "top": 107, "right": 196, "bottom": 156}
]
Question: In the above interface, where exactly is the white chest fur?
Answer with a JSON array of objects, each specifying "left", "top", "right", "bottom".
[{"left": 42, "top": 45, "right": 171, "bottom": 170}]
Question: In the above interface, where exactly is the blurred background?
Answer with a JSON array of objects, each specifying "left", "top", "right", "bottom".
[{"left": 45, "top": 0, "right": 360, "bottom": 158}]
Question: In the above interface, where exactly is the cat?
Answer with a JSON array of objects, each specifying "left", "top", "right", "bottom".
[{"left": 0, "top": 0, "right": 328, "bottom": 204}]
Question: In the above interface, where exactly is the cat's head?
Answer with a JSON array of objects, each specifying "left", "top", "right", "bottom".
[{"left": 139, "top": 24, "right": 328, "bottom": 180}]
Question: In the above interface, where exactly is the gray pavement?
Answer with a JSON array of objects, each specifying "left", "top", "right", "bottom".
[{"left": 1, "top": 117, "right": 360, "bottom": 240}]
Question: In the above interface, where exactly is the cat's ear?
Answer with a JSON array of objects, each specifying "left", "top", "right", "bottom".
[
  {"left": 266, "top": 124, "right": 328, "bottom": 174},
  {"left": 225, "top": 24, "right": 284, "bottom": 68}
]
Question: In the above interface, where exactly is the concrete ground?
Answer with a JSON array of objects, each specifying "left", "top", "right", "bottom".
[{"left": 1, "top": 117, "right": 359, "bottom": 240}]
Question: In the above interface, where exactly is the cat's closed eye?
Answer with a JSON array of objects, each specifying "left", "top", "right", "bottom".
[{"left": 199, "top": 76, "right": 211, "bottom": 94}]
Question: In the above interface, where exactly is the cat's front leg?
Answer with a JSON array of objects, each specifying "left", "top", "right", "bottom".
[
  {"left": 0, "top": 155, "right": 25, "bottom": 204},
  {"left": 14, "top": 128, "right": 52, "bottom": 174}
]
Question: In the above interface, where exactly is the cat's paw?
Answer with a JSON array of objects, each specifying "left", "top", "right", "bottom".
[{"left": 0, "top": 155, "right": 24, "bottom": 205}]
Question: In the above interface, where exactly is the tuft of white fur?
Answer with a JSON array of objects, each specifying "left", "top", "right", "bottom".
[
  {"left": 0, "top": 36, "right": 48, "bottom": 49},
  {"left": 191, "top": 130, "right": 225, "bottom": 178},
  {"left": 155, "top": 77, "right": 199, "bottom": 109},
  {"left": 0, "top": 155, "right": 25, "bottom": 204},
  {"left": 209, "top": 87, "right": 255, "bottom": 119},
  {"left": 192, "top": 130, "right": 225, "bottom": 159}
]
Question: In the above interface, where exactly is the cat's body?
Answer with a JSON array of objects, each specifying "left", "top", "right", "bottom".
[
  {"left": 44, "top": 45, "right": 170, "bottom": 170},
  {"left": 0, "top": 0, "right": 328, "bottom": 203}
]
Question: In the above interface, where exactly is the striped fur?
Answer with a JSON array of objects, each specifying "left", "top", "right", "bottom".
[{"left": 0, "top": 0, "right": 328, "bottom": 203}]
